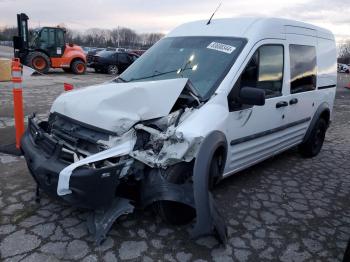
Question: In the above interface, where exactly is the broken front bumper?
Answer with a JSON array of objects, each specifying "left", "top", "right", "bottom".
[{"left": 21, "top": 118, "right": 121, "bottom": 209}]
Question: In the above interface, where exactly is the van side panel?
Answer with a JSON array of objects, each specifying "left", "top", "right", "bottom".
[
  {"left": 316, "top": 36, "right": 337, "bottom": 120},
  {"left": 317, "top": 37, "right": 337, "bottom": 87}
]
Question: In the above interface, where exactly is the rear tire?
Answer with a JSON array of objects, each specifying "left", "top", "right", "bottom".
[
  {"left": 71, "top": 60, "right": 86, "bottom": 74},
  {"left": 25, "top": 51, "right": 50, "bottom": 74},
  {"left": 155, "top": 162, "right": 196, "bottom": 225},
  {"left": 298, "top": 118, "right": 327, "bottom": 158},
  {"left": 107, "top": 65, "right": 119, "bottom": 75}
]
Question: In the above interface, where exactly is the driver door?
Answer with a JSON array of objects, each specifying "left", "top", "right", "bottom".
[{"left": 224, "top": 43, "right": 289, "bottom": 176}]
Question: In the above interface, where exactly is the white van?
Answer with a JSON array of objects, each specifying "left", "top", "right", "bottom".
[{"left": 21, "top": 17, "right": 337, "bottom": 243}]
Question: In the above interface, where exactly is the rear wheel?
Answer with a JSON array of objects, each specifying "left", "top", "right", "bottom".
[
  {"left": 298, "top": 118, "right": 327, "bottom": 157},
  {"left": 155, "top": 162, "right": 196, "bottom": 225},
  {"left": 107, "top": 65, "right": 119, "bottom": 75},
  {"left": 71, "top": 60, "right": 86, "bottom": 74},
  {"left": 26, "top": 51, "right": 50, "bottom": 74}
]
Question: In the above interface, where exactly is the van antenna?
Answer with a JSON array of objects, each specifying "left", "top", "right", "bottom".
[{"left": 206, "top": 3, "right": 222, "bottom": 25}]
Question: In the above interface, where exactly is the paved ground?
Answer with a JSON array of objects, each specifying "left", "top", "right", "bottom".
[{"left": 0, "top": 67, "right": 350, "bottom": 261}]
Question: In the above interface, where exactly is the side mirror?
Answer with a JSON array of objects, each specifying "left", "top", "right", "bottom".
[{"left": 239, "top": 87, "right": 265, "bottom": 106}]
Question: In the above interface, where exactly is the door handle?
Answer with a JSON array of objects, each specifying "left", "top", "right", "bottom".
[
  {"left": 276, "top": 101, "right": 288, "bottom": 108},
  {"left": 289, "top": 98, "right": 298, "bottom": 105}
]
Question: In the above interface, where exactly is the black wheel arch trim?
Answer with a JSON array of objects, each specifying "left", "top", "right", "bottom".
[
  {"left": 191, "top": 130, "right": 228, "bottom": 244},
  {"left": 302, "top": 102, "right": 330, "bottom": 143}
]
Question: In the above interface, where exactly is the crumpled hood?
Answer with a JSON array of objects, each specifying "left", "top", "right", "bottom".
[{"left": 50, "top": 78, "right": 188, "bottom": 134}]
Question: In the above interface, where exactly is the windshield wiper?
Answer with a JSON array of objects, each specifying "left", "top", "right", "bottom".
[
  {"left": 114, "top": 77, "right": 128, "bottom": 83},
  {"left": 114, "top": 69, "right": 203, "bottom": 101},
  {"left": 126, "top": 66, "right": 199, "bottom": 82},
  {"left": 127, "top": 69, "right": 179, "bottom": 82}
]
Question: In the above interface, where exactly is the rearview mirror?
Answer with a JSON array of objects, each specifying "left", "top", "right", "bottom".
[{"left": 239, "top": 87, "right": 265, "bottom": 106}]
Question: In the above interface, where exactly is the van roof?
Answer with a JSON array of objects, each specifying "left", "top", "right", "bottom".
[{"left": 167, "top": 17, "right": 334, "bottom": 41}]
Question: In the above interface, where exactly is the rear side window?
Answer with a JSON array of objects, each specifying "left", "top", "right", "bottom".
[
  {"left": 40, "top": 28, "right": 48, "bottom": 43},
  {"left": 118, "top": 53, "right": 129, "bottom": 63},
  {"left": 48, "top": 29, "right": 55, "bottom": 46},
  {"left": 240, "top": 45, "right": 284, "bottom": 98},
  {"left": 289, "top": 45, "right": 316, "bottom": 93},
  {"left": 56, "top": 30, "right": 65, "bottom": 46}
]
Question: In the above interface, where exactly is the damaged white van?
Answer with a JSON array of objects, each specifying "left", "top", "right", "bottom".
[{"left": 21, "top": 17, "right": 336, "bottom": 244}]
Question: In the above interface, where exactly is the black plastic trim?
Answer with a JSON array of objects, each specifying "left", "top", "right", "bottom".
[
  {"left": 230, "top": 117, "right": 311, "bottom": 146},
  {"left": 191, "top": 130, "right": 228, "bottom": 244},
  {"left": 302, "top": 103, "right": 330, "bottom": 143},
  {"left": 318, "top": 84, "right": 336, "bottom": 90}
]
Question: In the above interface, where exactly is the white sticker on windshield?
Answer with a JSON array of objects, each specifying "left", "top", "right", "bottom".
[{"left": 207, "top": 42, "right": 236, "bottom": 54}]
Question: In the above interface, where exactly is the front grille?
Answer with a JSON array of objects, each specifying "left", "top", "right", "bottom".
[
  {"left": 29, "top": 118, "right": 57, "bottom": 156},
  {"left": 48, "top": 113, "right": 114, "bottom": 154}
]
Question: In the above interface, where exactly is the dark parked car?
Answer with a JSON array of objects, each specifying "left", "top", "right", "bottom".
[{"left": 89, "top": 50, "right": 139, "bottom": 75}]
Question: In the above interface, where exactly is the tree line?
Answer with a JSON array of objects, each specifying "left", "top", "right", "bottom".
[
  {"left": 338, "top": 40, "right": 350, "bottom": 64},
  {"left": 0, "top": 26, "right": 164, "bottom": 49}
]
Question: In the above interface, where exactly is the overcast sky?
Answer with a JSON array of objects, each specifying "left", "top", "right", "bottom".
[{"left": 1, "top": 0, "right": 349, "bottom": 42}]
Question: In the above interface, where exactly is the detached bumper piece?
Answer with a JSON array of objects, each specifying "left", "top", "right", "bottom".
[
  {"left": 87, "top": 197, "right": 134, "bottom": 245},
  {"left": 20, "top": 116, "right": 122, "bottom": 210}
]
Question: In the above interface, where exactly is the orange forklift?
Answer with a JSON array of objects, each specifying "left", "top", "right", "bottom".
[{"left": 13, "top": 13, "right": 87, "bottom": 74}]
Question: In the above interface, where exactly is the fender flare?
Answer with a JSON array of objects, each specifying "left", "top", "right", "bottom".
[
  {"left": 70, "top": 56, "right": 87, "bottom": 65},
  {"left": 191, "top": 130, "right": 228, "bottom": 244},
  {"left": 303, "top": 102, "right": 330, "bottom": 143}
]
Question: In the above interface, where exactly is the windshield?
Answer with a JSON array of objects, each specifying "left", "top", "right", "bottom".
[
  {"left": 29, "top": 29, "right": 40, "bottom": 47},
  {"left": 97, "top": 50, "right": 115, "bottom": 57},
  {"left": 117, "top": 36, "right": 245, "bottom": 99}
]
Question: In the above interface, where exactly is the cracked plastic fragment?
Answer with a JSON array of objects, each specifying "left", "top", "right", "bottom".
[
  {"left": 191, "top": 131, "right": 228, "bottom": 244},
  {"left": 87, "top": 197, "right": 134, "bottom": 245}
]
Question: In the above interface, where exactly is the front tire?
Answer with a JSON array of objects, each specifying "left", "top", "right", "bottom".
[
  {"left": 107, "top": 65, "right": 119, "bottom": 75},
  {"left": 299, "top": 118, "right": 327, "bottom": 158},
  {"left": 155, "top": 162, "right": 196, "bottom": 225},
  {"left": 25, "top": 51, "right": 50, "bottom": 74}
]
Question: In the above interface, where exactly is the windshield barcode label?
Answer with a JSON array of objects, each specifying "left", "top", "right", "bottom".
[{"left": 207, "top": 42, "right": 236, "bottom": 54}]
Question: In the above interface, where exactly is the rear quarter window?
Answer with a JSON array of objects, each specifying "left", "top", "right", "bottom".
[{"left": 289, "top": 44, "right": 317, "bottom": 93}]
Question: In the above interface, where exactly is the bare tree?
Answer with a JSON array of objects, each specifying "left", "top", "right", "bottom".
[
  {"left": 0, "top": 25, "right": 164, "bottom": 49},
  {"left": 338, "top": 40, "right": 350, "bottom": 64}
]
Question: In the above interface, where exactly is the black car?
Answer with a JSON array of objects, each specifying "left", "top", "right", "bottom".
[{"left": 89, "top": 50, "right": 139, "bottom": 75}]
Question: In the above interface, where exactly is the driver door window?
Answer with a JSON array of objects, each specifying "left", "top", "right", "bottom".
[{"left": 240, "top": 45, "right": 284, "bottom": 98}]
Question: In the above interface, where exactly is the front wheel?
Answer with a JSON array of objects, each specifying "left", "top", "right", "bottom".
[
  {"left": 26, "top": 51, "right": 50, "bottom": 74},
  {"left": 299, "top": 118, "right": 327, "bottom": 158},
  {"left": 107, "top": 65, "right": 119, "bottom": 75}
]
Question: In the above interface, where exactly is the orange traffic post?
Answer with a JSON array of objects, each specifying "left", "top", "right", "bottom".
[
  {"left": 11, "top": 58, "right": 25, "bottom": 149},
  {"left": 64, "top": 83, "right": 74, "bottom": 91}
]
